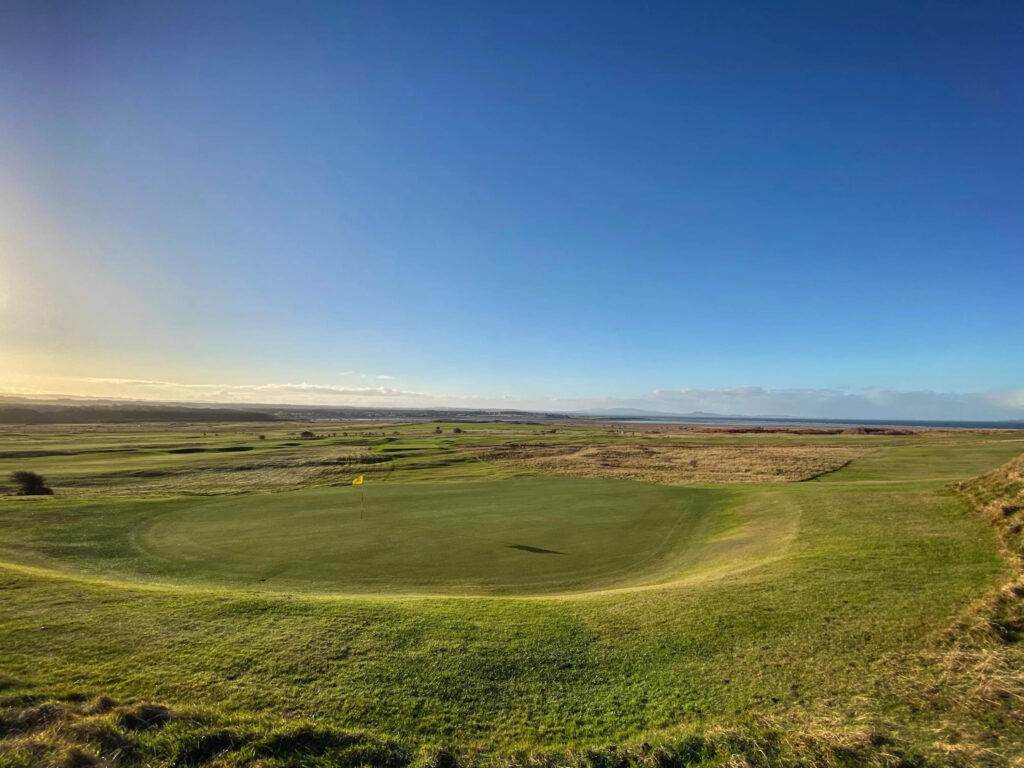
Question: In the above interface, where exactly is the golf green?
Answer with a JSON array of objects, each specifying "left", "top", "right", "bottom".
[{"left": 3, "top": 478, "right": 779, "bottom": 596}]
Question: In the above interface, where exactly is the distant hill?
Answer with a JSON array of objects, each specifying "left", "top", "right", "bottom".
[
  {"left": 0, "top": 403, "right": 278, "bottom": 425},
  {"left": 0, "top": 396, "right": 567, "bottom": 425},
  {"left": 573, "top": 408, "right": 738, "bottom": 418}
]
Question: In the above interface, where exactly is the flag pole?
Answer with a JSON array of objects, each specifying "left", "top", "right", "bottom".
[{"left": 353, "top": 475, "right": 365, "bottom": 518}]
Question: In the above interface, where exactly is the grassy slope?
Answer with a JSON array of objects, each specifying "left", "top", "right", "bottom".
[{"left": 1, "top": 424, "right": 1023, "bottom": 765}]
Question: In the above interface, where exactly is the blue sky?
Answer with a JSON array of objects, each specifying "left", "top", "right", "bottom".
[{"left": 1, "top": 1, "right": 1022, "bottom": 418}]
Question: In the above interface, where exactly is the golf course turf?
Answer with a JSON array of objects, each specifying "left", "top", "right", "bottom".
[
  {"left": 1, "top": 422, "right": 1023, "bottom": 766},
  {"left": 0, "top": 479, "right": 777, "bottom": 596}
]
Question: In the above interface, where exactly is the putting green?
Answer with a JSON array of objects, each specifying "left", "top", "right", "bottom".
[{"left": 2, "top": 478, "right": 789, "bottom": 596}]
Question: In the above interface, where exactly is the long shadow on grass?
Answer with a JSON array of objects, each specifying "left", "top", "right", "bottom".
[{"left": 506, "top": 544, "right": 566, "bottom": 555}]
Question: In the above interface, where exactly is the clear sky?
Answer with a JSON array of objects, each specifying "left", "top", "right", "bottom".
[{"left": 1, "top": 1, "right": 1022, "bottom": 418}]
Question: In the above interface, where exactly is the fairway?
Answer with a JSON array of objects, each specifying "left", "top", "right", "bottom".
[
  {"left": 0, "top": 478, "right": 766, "bottom": 596},
  {"left": 2, "top": 422, "right": 1023, "bottom": 766}
]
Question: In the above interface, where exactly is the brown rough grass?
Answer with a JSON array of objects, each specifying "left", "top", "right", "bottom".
[
  {"left": 0, "top": 689, "right": 939, "bottom": 768},
  {"left": 471, "top": 443, "right": 861, "bottom": 484},
  {"left": 694, "top": 425, "right": 917, "bottom": 435}
]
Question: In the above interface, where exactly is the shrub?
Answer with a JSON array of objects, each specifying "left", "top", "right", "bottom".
[{"left": 10, "top": 471, "right": 53, "bottom": 496}]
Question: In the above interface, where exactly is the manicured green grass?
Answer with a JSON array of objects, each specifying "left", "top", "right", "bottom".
[
  {"left": 1, "top": 423, "right": 1022, "bottom": 765},
  {"left": 0, "top": 479, "right": 767, "bottom": 596},
  {"left": 816, "top": 439, "right": 1024, "bottom": 483}
]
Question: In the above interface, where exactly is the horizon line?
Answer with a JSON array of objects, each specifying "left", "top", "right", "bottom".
[{"left": 3, "top": 390, "right": 1024, "bottom": 427}]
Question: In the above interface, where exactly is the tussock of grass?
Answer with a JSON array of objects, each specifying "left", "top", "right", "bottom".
[
  {"left": 905, "top": 455, "right": 1024, "bottom": 749},
  {"left": 955, "top": 455, "right": 1024, "bottom": 645},
  {"left": 0, "top": 686, "right": 941, "bottom": 768},
  {"left": 0, "top": 688, "right": 412, "bottom": 768}
]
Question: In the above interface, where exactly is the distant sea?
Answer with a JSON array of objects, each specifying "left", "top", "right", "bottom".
[{"left": 607, "top": 416, "right": 1024, "bottom": 430}]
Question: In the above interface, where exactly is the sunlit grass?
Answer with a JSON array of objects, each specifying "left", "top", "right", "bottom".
[{"left": 1, "top": 423, "right": 1022, "bottom": 765}]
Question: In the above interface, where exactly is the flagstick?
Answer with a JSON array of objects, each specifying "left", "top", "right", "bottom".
[{"left": 360, "top": 485, "right": 365, "bottom": 520}]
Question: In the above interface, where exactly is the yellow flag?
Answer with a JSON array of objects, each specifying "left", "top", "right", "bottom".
[{"left": 352, "top": 475, "right": 364, "bottom": 485}]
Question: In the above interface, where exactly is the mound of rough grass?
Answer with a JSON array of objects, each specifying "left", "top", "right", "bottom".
[
  {"left": 0, "top": 681, "right": 933, "bottom": 768},
  {"left": 0, "top": 686, "right": 409, "bottom": 768},
  {"left": 471, "top": 443, "right": 860, "bottom": 483},
  {"left": 955, "top": 454, "right": 1024, "bottom": 644}
]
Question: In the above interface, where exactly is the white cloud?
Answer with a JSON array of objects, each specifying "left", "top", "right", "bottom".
[
  {"left": 71, "top": 377, "right": 434, "bottom": 405},
  {"left": 7, "top": 377, "right": 1024, "bottom": 421},
  {"left": 337, "top": 372, "right": 397, "bottom": 381},
  {"left": 641, "top": 387, "right": 1024, "bottom": 421}
]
